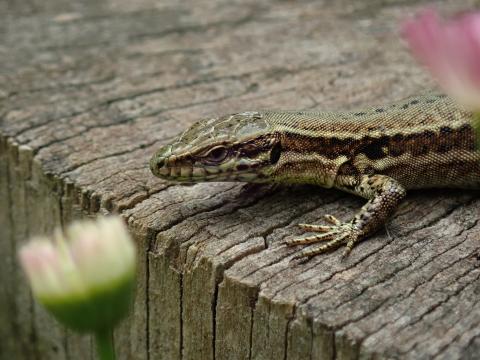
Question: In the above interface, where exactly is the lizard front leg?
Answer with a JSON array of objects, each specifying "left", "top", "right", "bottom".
[{"left": 286, "top": 174, "right": 406, "bottom": 259}]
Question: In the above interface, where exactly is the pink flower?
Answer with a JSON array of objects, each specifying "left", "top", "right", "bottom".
[
  {"left": 18, "top": 240, "right": 70, "bottom": 299},
  {"left": 402, "top": 8, "right": 480, "bottom": 109}
]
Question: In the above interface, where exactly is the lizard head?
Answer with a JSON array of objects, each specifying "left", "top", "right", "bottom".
[{"left": 150, "top": 111, "right": 282, "bottom": 182}]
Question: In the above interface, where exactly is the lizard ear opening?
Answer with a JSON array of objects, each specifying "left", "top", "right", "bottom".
[{"left": 270, "top": 142, "right": 282, "bottom": 164}]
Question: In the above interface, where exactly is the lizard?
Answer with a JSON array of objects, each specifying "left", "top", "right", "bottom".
[{"left": 149, "top": 93, "right": 480, "bottom": 259}]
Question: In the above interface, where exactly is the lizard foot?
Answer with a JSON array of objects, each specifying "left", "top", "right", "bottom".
[{"left": 285, "top": 215, "right": 360, "bottom": 259}]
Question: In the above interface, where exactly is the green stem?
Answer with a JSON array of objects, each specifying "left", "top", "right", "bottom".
[
  {"left": 474, "top": 112, "right": 480, "bottom": 151},
  {"left": 95, "top": 328, "right": 115, "bottom": 360}
]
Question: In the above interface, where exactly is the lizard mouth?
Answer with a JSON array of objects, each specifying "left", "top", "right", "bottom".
[
  {"left": 150, "top": 154, "right": 262, "bottom": 182},
  {"left": 150, "top": 154, "right": 190, "bottom": 180}
]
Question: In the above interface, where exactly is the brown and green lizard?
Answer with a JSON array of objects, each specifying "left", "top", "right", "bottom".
[{"left": 150, "top": 94, "right": 480, "bottom": 259}]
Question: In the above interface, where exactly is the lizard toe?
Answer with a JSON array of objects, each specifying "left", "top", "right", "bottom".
[
  {"left": 297, "top": 223, "right": 332, "bottom": 232},
  {"left": 286, "top": 231, "right": 339, "bottom": 246},
  {"left": 291, "top": 232, "right": 350, "bottom": 259},
  {"left": 288, "top": 218, "right": 362, "bottom": 259}
]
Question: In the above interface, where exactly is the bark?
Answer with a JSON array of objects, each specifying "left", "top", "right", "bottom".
[{"left": 1, "top": 1, "right": 479, "bottom": 359}]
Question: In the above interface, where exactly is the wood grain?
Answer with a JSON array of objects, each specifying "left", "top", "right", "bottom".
[{"left": 1, "top": 1, "right": 479, "bottom": 359}]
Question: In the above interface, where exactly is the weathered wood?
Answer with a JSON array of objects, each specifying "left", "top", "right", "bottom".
[{"left": 1, "top": 1, "right": 479, "bottom": 359}]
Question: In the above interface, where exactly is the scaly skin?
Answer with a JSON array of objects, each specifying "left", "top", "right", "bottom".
[{"left": 150, "top": 94, "right": 480, "bottom": 258}]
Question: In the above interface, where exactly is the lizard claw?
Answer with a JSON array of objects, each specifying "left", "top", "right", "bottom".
[
  {"left": 323, "top": 214, "right": 341, "bottom": 226},
  {"left": 286, "top": 217, "right": 360, "bottom": 259}
]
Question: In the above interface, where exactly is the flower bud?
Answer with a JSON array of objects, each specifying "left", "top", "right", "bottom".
[{"left": 19, "top": 216, "right": 136, "bottom": 333}]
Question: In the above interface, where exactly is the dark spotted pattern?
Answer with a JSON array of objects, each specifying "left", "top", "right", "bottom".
[{"left": 278, "top": 123, "right": 474, "bottom": 162}]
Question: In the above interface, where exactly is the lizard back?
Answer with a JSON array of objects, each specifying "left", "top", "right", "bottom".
[{"left": 261, "top": 93, "right": 480, "bottom": 190}]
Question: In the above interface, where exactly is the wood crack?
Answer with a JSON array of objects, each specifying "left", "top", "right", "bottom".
[
  {"left": 420, "top": 299, "right": 480, "bottom": 358},
  {"left": 5, "top": 74, "right": 116, "bottom": 99},
  {"left": 398, "top": 266, "right": 480, "bottom": 343},
  {"left": 11, "top": 61, "right": 324, "bottom": 144},
  {"left": 130, "top": 13, "right": 260, "bottom": 41},
  {"left": 292, "top": 200, "right": 470, "bottom": 310}
]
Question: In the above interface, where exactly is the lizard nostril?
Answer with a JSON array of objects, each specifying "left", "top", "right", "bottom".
[
  {"left": 157, "top": 158, "right": 165, "bottom": 169},
  {"left": 150, "top": 155, "right": 166, "bottom": 175}
]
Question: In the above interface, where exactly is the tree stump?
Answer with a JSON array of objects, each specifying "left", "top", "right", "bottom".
[{"left": 1, "top": 1, "right": 479, "bottom": 359}]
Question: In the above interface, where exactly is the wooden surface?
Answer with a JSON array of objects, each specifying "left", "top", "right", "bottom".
[{"left": 1, "top": 0, "right": 480, "bottom": 359}]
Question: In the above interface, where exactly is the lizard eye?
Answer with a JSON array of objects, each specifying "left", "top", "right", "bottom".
[{"left": 204, "top": 146, "right": 229, "bottom": 163}]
